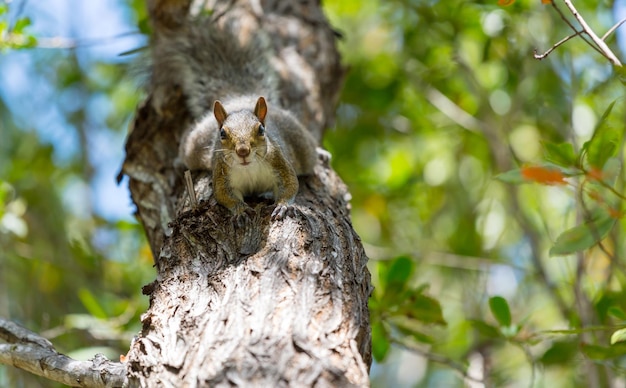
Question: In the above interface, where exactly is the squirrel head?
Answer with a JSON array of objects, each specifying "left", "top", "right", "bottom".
[{"left": 214, "top": 97, "right": 268, "bottom": 165}]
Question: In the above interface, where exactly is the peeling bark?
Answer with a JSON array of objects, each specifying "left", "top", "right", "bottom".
[{"left": 122, "top": 0, "right": 371, "bottom": 386}]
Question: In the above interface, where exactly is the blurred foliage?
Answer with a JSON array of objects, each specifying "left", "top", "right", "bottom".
[
  {"left": 4, "top": 0, "right": 626, "bottom": 387},
  {"left": 323, "top": 0, "right": 626, "bottom": 386},
  {"left": 0, "top": 0, "right": 152, "bottom": 387},
  {"left": 0, "top": 3, "right": 36, "bottom": 50}
]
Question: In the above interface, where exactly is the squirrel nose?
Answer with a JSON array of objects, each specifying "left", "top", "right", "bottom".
[{"left": 236, "top": 145, "right": 250, "bottom": 158}]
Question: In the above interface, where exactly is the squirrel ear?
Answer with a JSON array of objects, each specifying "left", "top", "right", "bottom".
[
  {"left": 254, "top": 97, "right": 267, "bottom": 125},
  {"left": 214, "top": 100, "right": 228, "bottom": 127}
]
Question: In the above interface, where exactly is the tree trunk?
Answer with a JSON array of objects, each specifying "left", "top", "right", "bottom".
[{"left": 121, "top": 0, "right": 372, "bottom": 386}]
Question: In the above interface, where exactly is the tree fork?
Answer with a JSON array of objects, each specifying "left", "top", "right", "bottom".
[{"left": 122, "top": 0, "right": 371, "bottom": 386}]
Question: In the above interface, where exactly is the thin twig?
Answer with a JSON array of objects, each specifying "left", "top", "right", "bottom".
[
  {"left": 184, "top": 170, "right": 198, "bottom": 207},
  {"left": 534, "top": 30, "right": 584, "bottom": 60},
  {"left": 602, "top": 17, "right": 626, "bottom": 41},
  {"left": 550, "top": 1, "right": 604, "bottom": 57},
  {"left": 562, "top": 0, "right": 622, "bottom": 66}
]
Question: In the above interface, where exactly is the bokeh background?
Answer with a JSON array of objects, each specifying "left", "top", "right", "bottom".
[{"left": 3, "top": 0, "right": 626, "bottom": 386}]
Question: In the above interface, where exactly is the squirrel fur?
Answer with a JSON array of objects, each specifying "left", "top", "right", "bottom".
[{"left": 151, "top": 20, "right": 318, "bottom": 221}]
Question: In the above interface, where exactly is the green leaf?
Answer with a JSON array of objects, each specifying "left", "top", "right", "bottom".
[
  {"left": 584, "top": 100, "right": 622, "bottom": 169},
  {"left": 371, "top": 321, "right": 390, "bottom": 362},
  {"left": 405, "top": 293, "right": 446, "bottom": 325},
  {"left": 468, "top": 319, "right": 502, "bottom": 339},
  {"left": 539, "top": 340, "right": 578, "bottom": 366},
  {"left": 580, "top": 344, "right": 609, "bottom": 360},
  {"left": 609, "top": 306, "right": 626, "bottom": 320},
  {"left": 581, "top": 343, "right": 626, "bottom": 360},
  {"left": 489, "top": 296, "right": 512, "bottom": 327},
  {"left": 386, "top": 256, "right": 414, "bottom": 289},
  {"left": 542, "top": 141, "right": 577, "bottom": 167},
  {"left": 12, "top": 17, "right": 31, "bottom": 33},
  {"left": 77, "top": 288, "right": 108, "bottom": 319},
  {"left": 616, "top": 65, "right": 626, "bottom": 85},
  {"left": 137, "top": 17, "right": 152, "bottom": 35},
  {"left": 494, "top": 168, "right": 524, "bottom": 184},
  {"left": 380, "top": 256, "right": 414, "bottom": 301},
  {"left": 611, "top": 328, "right": 626, "bottom": 345},
  {"left": 389, "top": 316, "right": 435, "bottom": 344},
  {"left": 407, "top": 330, "right": 435, "bottom": 345},
  {"left": 601, "top": 157, "right": 621, "bottom": 186},
  {"left": 549, "top": 213, "right": 616, "bottom": 256}
]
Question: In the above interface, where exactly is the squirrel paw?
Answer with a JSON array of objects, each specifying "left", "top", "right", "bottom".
[
  {"left": 316, "top": 147, "right": 332, "bottom": 165},
  {"left": 231, "top": 205, "right": 255, "bottom": 227},
  {"left": 271, "top": 203, "right": 296, "bottom": 221}
]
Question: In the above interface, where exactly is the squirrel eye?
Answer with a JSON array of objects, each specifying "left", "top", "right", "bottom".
[
  {"left": 258, "top": 125, "right": 265, "bottom": 136},
  {"left": 219, "top": 128, "right": 227, "bottom": 140}
]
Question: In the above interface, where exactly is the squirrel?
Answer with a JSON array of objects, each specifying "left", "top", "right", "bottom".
[{"left": 150, "top": 19, "right": 319, "bottom": 223}]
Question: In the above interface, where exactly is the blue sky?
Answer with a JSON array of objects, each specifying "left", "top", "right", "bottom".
[{"left": 1, "top": 0, "right": 146, "bottom": 221}]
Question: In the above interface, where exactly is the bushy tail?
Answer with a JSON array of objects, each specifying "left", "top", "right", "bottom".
[{"left": 150, "top": 18, "right": 278, "bottom": 119}]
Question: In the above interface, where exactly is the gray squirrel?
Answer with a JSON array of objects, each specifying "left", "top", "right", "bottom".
[{"left": 150, "top": 19, "right": 319, "bottom": 222}]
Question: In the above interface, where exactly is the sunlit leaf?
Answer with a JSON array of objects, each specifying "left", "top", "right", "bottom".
[
  {"left": 489, "top": 296, "right": 512, "bottom": 327},
  {"left": 13, "top": 17, "right": 31, "bottom": 33},
  {"left": 611, "top": 328, "right": 626, "bottom": 345},
  {"left": 498, "top": 0, "right": 516, "bottom": 5}
]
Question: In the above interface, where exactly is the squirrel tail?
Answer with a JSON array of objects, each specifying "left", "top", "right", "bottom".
[{"left": 150, "top": 18, "right": 278, "bottom": 119}]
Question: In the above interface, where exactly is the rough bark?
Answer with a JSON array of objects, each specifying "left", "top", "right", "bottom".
[
  {"left": 0, "top": 318, "right": 126, "bottom": 387},
  {"left": 121, "top": 0, "right": 371, "bottom": 386}
]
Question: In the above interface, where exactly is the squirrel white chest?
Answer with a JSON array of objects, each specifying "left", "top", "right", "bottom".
[{"left": 228, "top": 158, "right": 277, "bottom": 198}]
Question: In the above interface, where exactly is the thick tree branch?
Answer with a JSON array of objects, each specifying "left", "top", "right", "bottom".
[
  {"left": 0, "top": 318, "right": 127, "bottom": 387},
  {"left": 121, "top": 0, "right": 370, "bottom": 386}
]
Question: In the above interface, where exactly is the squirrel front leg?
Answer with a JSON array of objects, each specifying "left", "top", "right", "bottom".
[
  {"left": 270, "top": 153, "right": 300, "bottom": 221},
  {"left": 212, "top": 165, "right": 254, "bottom": 225}
]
